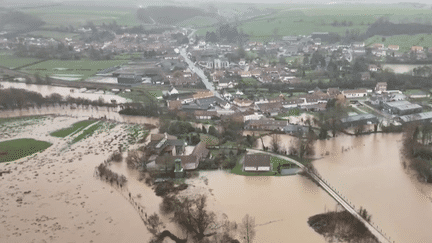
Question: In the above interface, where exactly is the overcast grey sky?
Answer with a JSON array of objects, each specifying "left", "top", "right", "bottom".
[{"left": 174, "top": 0, "right": 432, "bottom": 4}]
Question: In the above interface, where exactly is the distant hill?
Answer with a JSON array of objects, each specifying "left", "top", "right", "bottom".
[
  {"left": 0, "top": 11, "right": 45, "bottom": 32},
  {"left": 136, "top": 6, "right": 213, "bottom": 25}
]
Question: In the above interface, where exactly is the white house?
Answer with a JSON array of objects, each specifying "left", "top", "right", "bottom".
[
  {"left": 342, "top": 89, "right": 368, "bottom": 98},
  {"left": 168, "top": 87, "right": 179, "bottom": 95}
]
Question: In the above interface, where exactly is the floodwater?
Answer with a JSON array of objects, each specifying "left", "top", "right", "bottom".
[
  {"left": 0, "top": 81, "right": 129, "bottom": 103},
  {"left": 199, "top": 171, "right": 336, "bottom": 243},
  {"left": 314, "top": 133, "right": 432, "bottom": 243},
  {"left": 0, "top": 104, "right": 159, "bottom": 127},
  {"left": 382, "top": 64, "right": 431, "bottom": 74},
  {"left": 198, "top": 133, "right": 432, "bottom": 242}
]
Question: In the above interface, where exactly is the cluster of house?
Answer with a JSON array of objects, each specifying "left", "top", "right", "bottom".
[{"left": 145, "top": 133, "right": 210, "bottom": 174}]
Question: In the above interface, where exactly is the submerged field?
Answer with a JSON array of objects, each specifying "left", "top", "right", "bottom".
[{"left": 0, "top": 138, "right": 51, "bottom": 162}]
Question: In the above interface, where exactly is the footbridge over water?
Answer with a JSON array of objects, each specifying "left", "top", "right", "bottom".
[{"left": 246, "top": 148, "right": 394, "bottom": 243}]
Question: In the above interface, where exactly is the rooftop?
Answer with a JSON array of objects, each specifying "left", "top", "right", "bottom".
[
  {"left": 400, "top": 111, "right": 432, "bottom": 123},
  {"left": 340, "top": 113, "right": 377, "bottom": 123}
]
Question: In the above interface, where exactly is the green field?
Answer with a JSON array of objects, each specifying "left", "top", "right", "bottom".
[
  {"left": 196, "top": 4, "right": 432, "bottom": 42},
  {"left": 177, "top": 16, "right": 219, "bottom": 28},
  {"left": 0, "top": 54, "right": 43, "bottom": 69},
  {"left": 0, "top": 138, "right": 52, "bottom": 162},
  {"left": 118, "top": 85, "right": 168, "bottom": 103},
  {"left": 365, "top": 34, "right": 432, "bottom": 53},
  {"left": 113, "top": 53, "right": 143, "bottom": 60},
  {"left": 26, "top": 30, "right": 80, "bottom": 41},
  {"left": 22, "top": 5, "right": 142, "bottom": 28},
  {"left": 22, "top": 59, "right": 127, "bottom": 80},
  {"left": 71, "top": 122, "right": 102, "bottom": 144},
  {"left": 50, "top": 120, "right": 97, "bottom": 138}
]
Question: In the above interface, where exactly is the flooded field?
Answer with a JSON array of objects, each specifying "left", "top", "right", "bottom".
[{"left": 0, "top": 81, "right": 129, "bottom": 103}]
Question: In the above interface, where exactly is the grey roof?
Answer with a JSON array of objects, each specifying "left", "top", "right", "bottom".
[
  {"left": 385, "top": 101, "right": 422, "bottom": 111},
  {"left": 244, "top": 154, "right": 271, "bottom": 168},
  {"left": 400, "top": 112, "right": 432, "bottom": 123},
  {"left": 340, "top": 113, "right": 377, "bottom": 123}
]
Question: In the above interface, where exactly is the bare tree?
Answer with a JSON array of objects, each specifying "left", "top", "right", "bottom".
[
  {"left": 270, "top": 134, "right": 281, "bottom": 153},
  {"left": 173, "top": 195, "right": 217, "bottom": 241},
  {"left": 240, "top": 214, "right": 256, "bottom": 243},
  {"left": 144, "top": 213, "right": 164, "bottom": 235}
]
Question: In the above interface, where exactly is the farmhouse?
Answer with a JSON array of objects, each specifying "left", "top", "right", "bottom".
[
  {"left": 375, "top": 82, "right": 387, "bottom": 93},
  {"left": 243, "top": 154, "right": 272, "bottom": 172}
]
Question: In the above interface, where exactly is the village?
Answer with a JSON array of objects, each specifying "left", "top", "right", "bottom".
[{"left": 3, "top": 3, "right": 432, "bottom": 242}]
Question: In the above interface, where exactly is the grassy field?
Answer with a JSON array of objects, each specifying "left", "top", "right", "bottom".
[
  {"left": 0, "top": 54, "right": 43, "bottom": 69},
  {"left": 0, "top": 138, "right": 52, "bottom": 163},
  {"left": 113, "top": 53, "right": 143, "bottom": 60},
  {"left": 365, "top": 34, "right": 432, "bottom": 53},
  {"left": 50, "top": 120, "right": 97, "bottom": 138},
  {"left": 71, "top": 122, "right": 102, "bottom": 144},
  {"left": 197, "top": 4, "right": 432, "bottom": 42},
  {"left": 22, "top": 59, "right": 127, "bottom": 80},
  {"left": 22, "top": 5, "right": 142, "bottom": 28},
  {"left": 25, "top": 30, "right": 81, "bottom": 41},
  {"left": 118, "top": 85, "right": 168, "bottom": 103},
  {"left": 177, "top": 16, "right": 219, "bottom": 28}
]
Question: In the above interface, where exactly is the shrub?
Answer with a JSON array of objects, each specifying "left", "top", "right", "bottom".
[{"left": 109, "top": 151, "right": 122, "bottom": 162}]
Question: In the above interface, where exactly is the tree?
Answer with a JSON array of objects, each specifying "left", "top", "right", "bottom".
[
  {"left": 143, "top": 213, "right": 164, "bottom": 235},
  {"left": 202, "top": 125, "right": 207, "bottom": 134},
  {"left": 240, "top": 214, "right": 256, "bottom": 243},
  {"left": 208, "top": 126, "right": 218, "bottom": 137},
  {"left": 270, "top": 134, "right": 281, "bottom": 153},
  {"left": 172, "top": 195, "right": 217, "bottom": 241}
]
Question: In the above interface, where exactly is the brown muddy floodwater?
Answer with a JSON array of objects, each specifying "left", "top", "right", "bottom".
[
  {"left": 0, "top": 104, "right": 159, "bottom": 126},
  {"left": 313, "top": 133, "right": 432, "bottom": 243},
  {"left": 196, "top": 133, "right": 432, "bottom": 242},
  {"left": 1, "top": 81, "right": 129, "bottom": 103}
]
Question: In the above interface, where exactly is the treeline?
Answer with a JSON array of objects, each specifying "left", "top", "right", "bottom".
[
  {"left": 205, "top": 24, "right": 249, "bottom": 44},
  {"left": 365, "top": 18, "right": 432, "bottom": 38},
  {"left": 136, "top": 6, "right": 208, "bottom": 25},
  {"left": 118, "top": 103, "right": 160, "bottom": 117},
  {"left": 79, "top": 30, "right": 116, "bottom": 43},
  {"left": 14, "top": 42, "right": 112, "bottom": 61},
  {"left": 401, "top": 123, "right": 432, "bottom": 183},
  {"left": 0, "top": 11, "right": 45, "bottom": 32}
]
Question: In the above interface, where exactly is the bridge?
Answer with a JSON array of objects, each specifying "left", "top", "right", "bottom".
[{"left": 246, "top": 148, "right": 394, "bottom": 243}]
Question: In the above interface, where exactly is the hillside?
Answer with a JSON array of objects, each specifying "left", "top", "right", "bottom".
[
  {"left": 136, "top": 6, "right": 210, "bottom": 26},
  {"left": 0, "top": 11, "right": 45, "bottom": 32}
]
